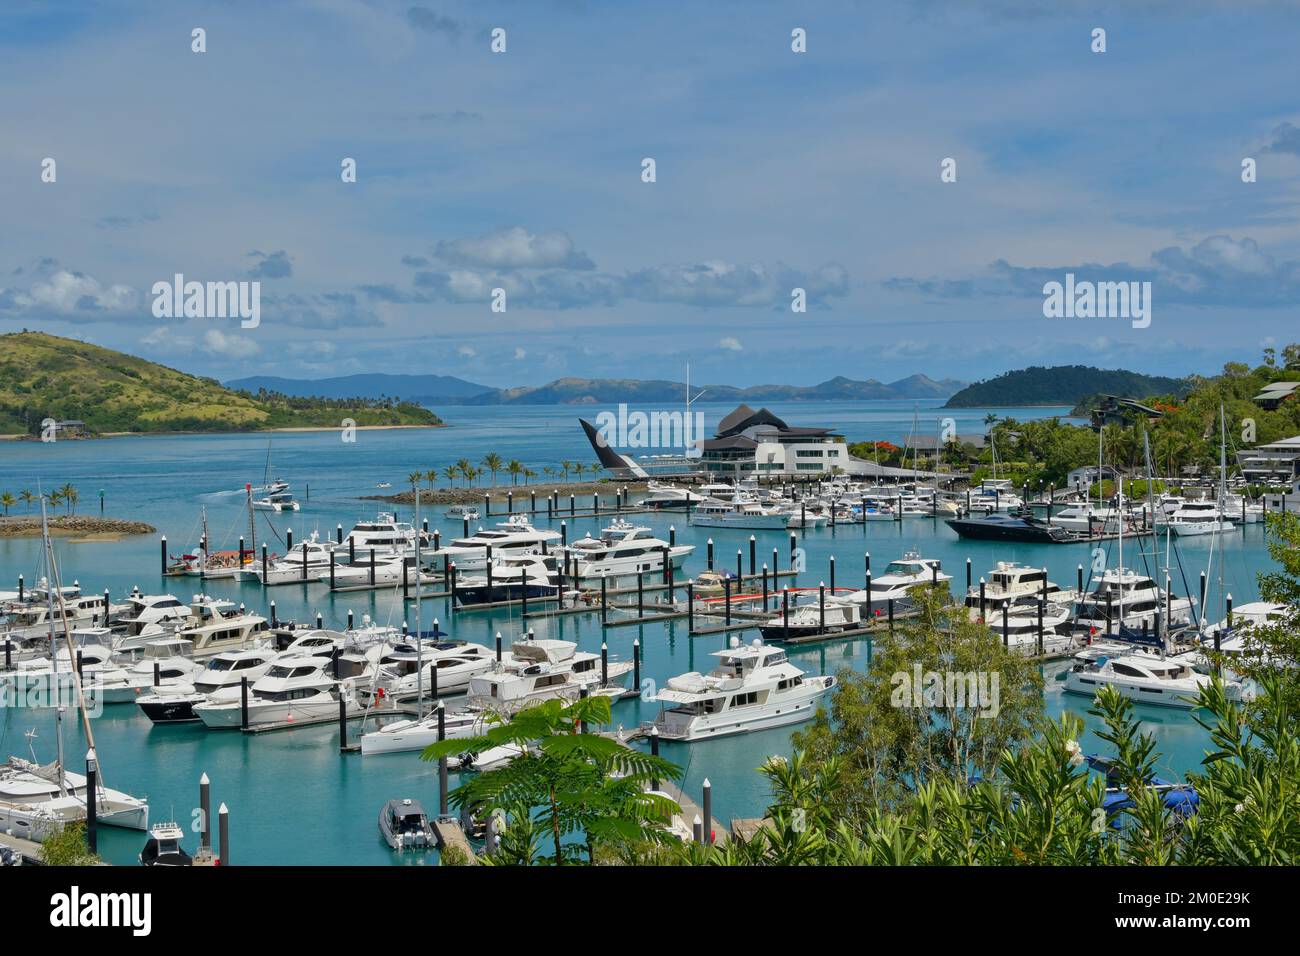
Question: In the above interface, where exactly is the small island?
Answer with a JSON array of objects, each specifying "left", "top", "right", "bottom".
[{"left": 0, "top": 515, "right": 156, "bottom": 540}]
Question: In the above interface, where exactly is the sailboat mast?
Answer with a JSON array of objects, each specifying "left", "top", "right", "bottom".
[
  {"left": 40, "top": 495, "right": 67, "bottom": 797},
  {"left": 415, "top": 485, "right": 423, "bottom": 720}
]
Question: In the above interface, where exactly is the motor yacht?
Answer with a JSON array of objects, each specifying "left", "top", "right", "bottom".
[
  {"left": 646, "top": 638, "right": 835, "bottom": 740},
  {"left": 466, "top": 639, "right": 632, "bottom": 708},
  {"left": 1160, "top": 499, "right": 1236, "bottom": 537},
  {"left": 193, "top": 655, "right": 362, "bottom": 729},
  {"left": 360, "top": 706, "right": 490, "bottom": 755},
  {"left": 640, "top": 483, "right": 707, "bottom": 509},
  {"left": 689, "top": 495, "right": 791, "bottom": 531},
  {"left": 341, "top": 513, "right": 427, "bottom": 559},
  {"left": 251, "top": 479, "right": 300, "bottom": 512},
  {"left": 365, "top": 640, "right": 497, "bottom": 703},
  {"left": 564, "top": 520, "right": 693, "bottom": 581},
  {"left": 171, "top": 597, "right": 269, "bottom": 658},
  {"left": 378, "top": 798, "right": 436, "bottom": 850},
  {"left": 964, "top": 562, "right": 1074, "bottom": 610},
  {"left": 428, "top": 514, "right": 562, "bottom": 573},
  {"left": 0, "top": 755, "right": 149, "bottom": 833},
  {"left": 136, "top": 647, "right": 278, "bottom": 724},
  {"left": 1073, "top": 569, "right": 1195, "bottom": 635},
  {"left": 841, "top": 551, "right": 951, "bottom": 606},
  {"left": 454, "top": 553, "right": 566, "bottom": 606},
  {"left": 760, "top": 596, "right": 860, "bottom": 640},
  {"left": 444, "top": 504, "right": 480, "bottom": 521},
  {"left": 1063, "top": 653, "right": 1240, "bottom": 709},
  {"left": 253, "top": 531, "right": 337, "bottom": 585}
]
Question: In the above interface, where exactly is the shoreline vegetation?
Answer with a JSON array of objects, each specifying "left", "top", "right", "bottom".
[
  {"left": 366, "top": 479, "right": 651, "bottom": 506},
  {"left": 0, "top": 515, "right": 156, "bottom": 538},
  {"left": 0, "top": 423, "right": 444, "bottom": 442},
  {"left": 0, "top": 331, "right": 443, "bottom": 437}
]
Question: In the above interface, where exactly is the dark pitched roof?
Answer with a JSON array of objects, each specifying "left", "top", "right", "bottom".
[
  {"left": 715, "top": 405, "right": 789, "bottom": 437},
  {"left": 702, "top": 435, "right": 759, "bottom": 451}
]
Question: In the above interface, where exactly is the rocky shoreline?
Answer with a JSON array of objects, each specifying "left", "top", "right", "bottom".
[
  {"left": 362, "top": 480, "right": 651, "bottom": 506},
  {"left": 0, "top": 515, "right": 157, "bottom": 538}
]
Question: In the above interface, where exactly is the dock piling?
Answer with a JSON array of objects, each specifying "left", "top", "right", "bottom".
[{"left": 200, "top": 772, "right": 211, "bottom": 848}]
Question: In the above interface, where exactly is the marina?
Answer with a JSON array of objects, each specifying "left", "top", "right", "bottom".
[{"left": 0, "top": 401, "right": 1282, "bottom": 865}]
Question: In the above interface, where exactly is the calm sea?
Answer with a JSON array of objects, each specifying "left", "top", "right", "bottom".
[{"left": 0, "top": 402, "right": 1270, "bottom": 864}]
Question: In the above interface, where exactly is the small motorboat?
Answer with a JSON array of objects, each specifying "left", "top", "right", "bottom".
[
  {"left": 376, "top": 482, "right": 391, "bottom": 489},
  {"left": 379, "top": 798, "right": 436, "bottom": 850},
  {"left": 139, "top": 822, "right": 193, "bottom": 866}
]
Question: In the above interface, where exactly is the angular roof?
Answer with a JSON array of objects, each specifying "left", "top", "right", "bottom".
[{"left": 715, "top": 405, "right": 789, "bottom": 437}]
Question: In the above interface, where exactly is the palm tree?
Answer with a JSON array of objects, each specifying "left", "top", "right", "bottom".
[
  {"left": 523, "top": 468, "right": 537, "bottom": 486},
  {"left": 572, "top": 462, "right": 586, "bottom": 483},
  {"left": 455, "top": 458, "right": 473, "bottom": 487},
  {"left": 559, "top": 460, "right": 574, "bottom": 482},
  {"left": 19, "top": 489, "right": 34, "bottom": 513},
  {"left": 542, "top": 466, "right": 557, "bottom": 482},
  {"left": 62, "top": 485, "right": 78, "bottom": 515},
  {"left": 506, "top": 460, "right": 524, "bottom": 486},
  {"left": 442, "top": 465, "right": 459, "bottom": 488},
  {"left": 48, "top": 490, "right": 63, "bottom": 512},
  {"left": 424, "top": 469, "right": 439, "bottom": 490},
  {"left": 407, "top": 472, "right": 422, "bottom": 496},
  {"left": 463, "top": 465, "right": 479, "bottom": 487},
  {"left": 0, "top": 492, "right": 14, "bottom": 516},
  {"left": 422, "top": 696, "right": 680, "bottom": 865},
  {"left": 482, "top": 453, "right": 504, "bottom": 488}
]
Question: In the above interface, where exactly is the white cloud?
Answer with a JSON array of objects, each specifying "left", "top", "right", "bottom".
[
  {"left": 0, "top": 267, "right": 136, "bottom": 317},
  {"left": 719, "top": 336, "right": 743, "bottom": 351},
  {"left": 457, "top": 344, "right": 477, "bottom": 359},
  {"left": 202, "top": 328, "right": 261, "bottom": 358},
  {"left": 514, "top": 347, "right": 526, "bottom": 359},
  {"left": 435, "top": 227, "right": 595, "bottom": 271}
]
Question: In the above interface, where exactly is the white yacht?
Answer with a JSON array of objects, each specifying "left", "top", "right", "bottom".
[
  {"left": 1073, "top": 569, "right": 1195, "bottom": 635},
  {"left": 1161, "top": 500, "right": 1236, "bottom": 537},
  {"left": 0, "top": 755, "right": 149, "bottom": 834},
  {"left": 366, "top": 640, "right": 498, "bottom": 703},
  {"left": 136, "top": 647, "right": 278, "bottom": 724},
  {"left": 360, "top": 706, "right": 491, "bottom": 755},
  {"left": 171, "top": 597, "right": 268, "bottom": 658},
  {"left": 193, "top": 656, "right": 360, "bottom": 729},
  {"left": 253, "top": 532, "right": 337, "bottom": 585},
  {"left": 646, "top": 638, "right": 835, "bottom": 740},
  {"left": 330, "top": 554, "right": 422, "bottom": 590},
  {"left": 640, "top": 483, "right": 707, "bottom": 509},
  {"left": 430, "top": 515, "right": 562, "bottom": 573},
  {"left": 1, "top": 590, "right": 116, "bottom": 641},
  {"left": 252, "top": 479, "right": 301, "bottom": 513},
  {"left": 964, "top": 562, "right": 1074, "bottom": 610},
  {"left": 341, "top": 513, "right": 426, "bottom": 558},
  {"left": 689, "top": 495, "right": 790, "bottom": 531},
  {"left": 759, "top": 597, "right": 860, "bottom": 640},
  {"left": 453, "top": 553, "right": 565, "bottom": 606},
  {"left": 466, "top": 639, "right": 632, "bottom": 708},
  {"left": 110, "top": 591, "right": 191, "bottom": 637},
  {"left": 1049, "top": 505, "right": 1124, "bottom": 535},
  {"left": 1063, "top": 653, "right": 1238, "bottom": 709},
  {"left": 564, "top": 520, "right": 693, "bottom": 581},
  {"left": 842, "top": 552, "right": 951, "bottom": 606},
  {"left": 965, "top": 479, "right": 1025, "bottom": 514},
  {"left": 444, "top": 504, "right": 480, "bottom": 521}
]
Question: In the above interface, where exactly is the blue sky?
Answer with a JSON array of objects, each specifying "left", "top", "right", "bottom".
[{"left": 1, "top": 0, "right": 1298, "bottom": 388}]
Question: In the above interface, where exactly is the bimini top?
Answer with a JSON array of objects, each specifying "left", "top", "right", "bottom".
[{"left": 509, "top": 639, "right": 576, "bottom": 664}]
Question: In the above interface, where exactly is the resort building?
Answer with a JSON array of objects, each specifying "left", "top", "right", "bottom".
[
  {"left": 1252, "top": 380, "right": 1300, "bottom": 410},
  {"left": 1237, "top": 435, "right": 1300, "bottom": 484}
]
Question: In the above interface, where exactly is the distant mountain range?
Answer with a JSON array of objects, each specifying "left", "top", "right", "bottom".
[
  {"left": 943, "top": 366, "right": 1191, "bottom": 408},
  {"left": 225, "top": 373, "right": 967, "bottom": 405}
]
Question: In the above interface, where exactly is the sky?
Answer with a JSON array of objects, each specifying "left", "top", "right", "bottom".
[{"left": 1, "top": 0, "right": 1299, "bottom": 389}]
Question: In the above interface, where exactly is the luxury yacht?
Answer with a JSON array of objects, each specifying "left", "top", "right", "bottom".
[
  {"left": 646, "top": 638, "right": 835, "bottom": 740},
  {"left": 341, "top": 513, "right": 427, "bottom": 559},
  {"left": 453, "top": 553, "right": 566, "bottom": 606},
  {"left": 640, "top": 483, "right": 707, "bottom": 509},
  {"left": 466, "top": 639, "right": 632, "bottom": 707},
  {"left": 1, "top": 590, "right": 116, "bottom": 641},
  {"left": 964, "top": 479, "right": 1025, "bottom": 514},
  {"left": 1074, "top": 569, "right": 1196, "bottom": 635},
  {"left": 108, "top": 591, "right": 192, "bottom": 638},
  {"left": 759, "top": 596, "right": 860, "bottom": 640},
  {"left": 841, "top": 551, "right": 951, "bottom": 606},
  {"left": 689, "top": 496, "right": 791, "bottom": 531},
  {"left": 564, "top": 520, "right": 693, "bottom": 581},
  {"left": 253, "top": 532, "right": 337, "bottom": 585},
  {"left": 170, "top": 597, "right": 269, "bottom": 658},
  {"left": 1160, "top": 500, "right": 1236, "bottom": 537},
  {"left": 193, "top": 655, "right": 362, "bottom": 729},
  {"left": 429, "top": 514, "right": 562, "bottom": 573},
  {"left": 365, "top": 640, "right": 497, "bottom": 703},
  {"left": 444, "top": 504, "right": 481, "bottom": 521},
  {"left": 964, "top": 562, "right": 1074, "bottom": 610},
  {"left": 1063, "top": 653, "right": 1239, "bottom": 709},
  {"left": 136, "top": 647, "right": 278, "bottom": 724},
  {"left": 329, "top": 554, "right": 423, "bottom": 590},
  {"left": 360, "top": 706, "right": 490, "bottom": 755}
]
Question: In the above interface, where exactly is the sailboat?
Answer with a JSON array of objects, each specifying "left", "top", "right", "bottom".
[
  {"left": 251, "top": 440, "right": 301, "bottom": 512},
  {"left": 0, "top": 496, "right": 149, "bottom": 843}
]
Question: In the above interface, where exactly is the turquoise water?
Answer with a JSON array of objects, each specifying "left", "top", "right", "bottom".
[{"left": 0, "top": 401, "right": 1269, "bottom": 865}]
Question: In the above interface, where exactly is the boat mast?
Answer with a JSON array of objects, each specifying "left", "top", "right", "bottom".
[
  {"left": 415, "top": 485, "right": 423, "bottom": 720},
  {"left": 39, "top": 494, "right": 67, "bottom": 797}
]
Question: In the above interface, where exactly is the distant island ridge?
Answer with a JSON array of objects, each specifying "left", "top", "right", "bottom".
[{"left": 227, "top": 367, "right": 1188, "bottom": 409}]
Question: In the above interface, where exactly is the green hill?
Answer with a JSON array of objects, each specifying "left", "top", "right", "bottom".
[
  {"left": 943, "top": 366, "right": 1190, "bottom": 408},
  {"left": 0, "top": 331, "right": 442, "bottom": 435}
]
